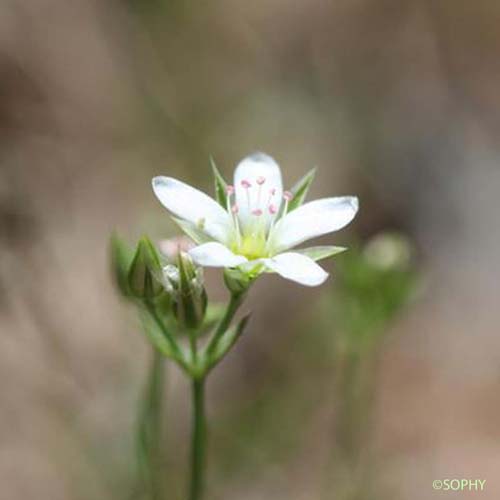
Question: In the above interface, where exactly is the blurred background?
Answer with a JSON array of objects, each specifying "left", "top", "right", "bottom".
[{"left": 1, "top": 1, "right": 500, "bottom": 499}]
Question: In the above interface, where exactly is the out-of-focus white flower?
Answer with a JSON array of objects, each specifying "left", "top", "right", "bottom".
[{"left": 152, "top": 152, "right": 358, "bottom": 286}]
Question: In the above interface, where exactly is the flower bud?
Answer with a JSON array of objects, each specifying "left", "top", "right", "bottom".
[
  {"left": 363, "top": 233, "right": 412, "bottom": 270},
  {"left": 164, "top": 252, "right": 207, "bottom": 330},
  {"left": 110, "top": 233, "right": 135, "bottom": 298},
  {"left": 128, "top": 237, "right": 164, "bottom": 299}
]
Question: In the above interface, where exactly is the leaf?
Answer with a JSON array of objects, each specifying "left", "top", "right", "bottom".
[
  {"left": 207, "top": 313, "right": 251, "bottom": 370},
  {"left": 140, "top": 311, "right": 176, "bottom": 358},
  {"left": 288, "top": 167, "right": 316, "bottom": 212},
  {"left": 172, "top": 217, "right": 213, "bottom": 245},
  {"left": 294, "top": 245, "right": 347, "bottom": 261},
  {"left": 210, "top": 156, "right": 229, "bottom": 208},
  {"left": 199, "top": 303, "right": 225, "bottom": 332}
]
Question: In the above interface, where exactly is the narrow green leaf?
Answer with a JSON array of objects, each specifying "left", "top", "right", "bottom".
[
  {"left": 295, "top": 245, "right": 347, "bottom": 261},
  {"left": 140, "top": 311, "right": 176, "bottom": 358},
  {"left": 288, "top": 167, "right": 316, "bottom": 212},
  {"left": 207, "top": 313, "right": 251, "bottom": 370},
  {"left": 210, "top": 156, "right": 229, "bottom": 208},
  {"left": 172, "top": 217, "right": 213, "bottom": 245}
]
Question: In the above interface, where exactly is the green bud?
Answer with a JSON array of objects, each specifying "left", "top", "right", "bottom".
[
  {"left": 164, "top": 252, "right": 207, "bottom": 330},
  {"left": 363, "top": 232, "right": 412, "bottom": 270},
  {"left": 110, "top": 233, "right": 135, "bottom": 298},
  {"left": 128, "top": 237, "right": 164, "bottom": 299}
]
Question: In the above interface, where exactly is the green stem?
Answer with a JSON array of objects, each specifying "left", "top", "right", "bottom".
[
  {"left": 189, "top": 378, "right": 206, "bottom": 500},
  {"left": 206, "top": 292, "right": 244, "bottom": 358}
]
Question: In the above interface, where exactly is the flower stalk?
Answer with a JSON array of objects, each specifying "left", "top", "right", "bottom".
[
  {"left": 189, "top": 378, "right": 206, "bottom": 500},
  {"left": 111, "top": 151, "right": 359, "bottom": 500}
]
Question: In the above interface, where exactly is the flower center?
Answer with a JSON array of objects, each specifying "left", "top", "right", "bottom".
[{"left": 226, "top": 182, "right": 293, "bottom": 260}]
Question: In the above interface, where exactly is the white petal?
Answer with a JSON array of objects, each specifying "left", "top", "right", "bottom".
[
  {"left": 270, "top": 196, "right": 358, "bottom": 252},
  {"left": 188, "top": 242, "right": 248, "bottom": 268},
  {"left": 263, "top": 252, "right": 329, "bottom": 287},
  {"left": 152, "top": 176, "right": 232, "bottom": 244},
  {"left": 233, "top": 152, "right": 283, "bottom": 232}
]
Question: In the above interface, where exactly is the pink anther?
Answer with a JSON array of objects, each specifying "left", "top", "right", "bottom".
[
  {"left": 256, "top": 176, "right": 266, "bottom": 185},
  {"left": 226, "top": 185, "right": 235, "bottom": 195},
  {"left": 252, "top": 209, "right": 263, "bottom": 216},
  {"left": 231, "top": 204, "right": 239, "bottom": 214},
  {"left": 283, "top": 191, "right": 293, "bottom": 201},
  {"left": 268, "top": 204, "right": 278, "bottom": 215},
  {"left": 241, "top": 179, "right": 252, "bottom": 189}
]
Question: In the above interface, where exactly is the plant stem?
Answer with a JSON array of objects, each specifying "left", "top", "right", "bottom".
[{"left": 189, "top": 377, "right": 206, "bottom": 500}]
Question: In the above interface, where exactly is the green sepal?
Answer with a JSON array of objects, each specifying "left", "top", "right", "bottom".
[
  {"left": 211, "top": 156, "right": 229, "bottom": 208},
  {"left": 288, "top": 167, "right": 316, "bottom": 212},
  {"left": 171, "top": 217, "right": 212, "bottom": 245},
  {"left": 223, "top": 268, "right": 253, "bottom": 295},
  {"left": 295, "top": 245, "right": 347, "bottom": 261},
  {"left": 128, "top": 237, "right": 164, "bottom": 299},
  {"left": 206, "top": 313, "right": 251, "bottom": 371},
  {"left": 109, "top": 233, "right": 135, "bottom": 298}
]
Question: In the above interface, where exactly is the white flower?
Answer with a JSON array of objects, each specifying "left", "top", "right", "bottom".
[{"left": 152, "top": 152, "right": 359, "bottom": 286}]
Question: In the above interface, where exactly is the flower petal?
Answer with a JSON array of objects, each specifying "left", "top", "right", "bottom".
[
  {"left": 233, "top": 152, "right": 283, "bottom": 231},
  {"left": 263, "top": 252, "right": 329, "bottom": 287},
  {"left": 189, "top": 242, "right": 248, "bottom": 268},
  {"left": 152, "top": 176, "right": 232, "bottom": 244},
  {"left": 270, "top": 196, "right": 358, "bottom": 252}
]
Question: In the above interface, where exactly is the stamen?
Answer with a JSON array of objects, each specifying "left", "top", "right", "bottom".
[
  {"left": 256, "top": 176, "right": 266, "bottom": 185},
  {"left": 252, "top": 209, "right": 263, "bottom": 216},
  {"left": 231, "top": 204, "right": 239, "bottom": 214},
  {"left": 241, "top": 179, "right": 251, "bottom": 210},
  {"left": 282, "top": 191, "right": 293, "bottom": 217},
  {"left": 226, "top": 185, "right": 235, "bottom": 195},
  {"left": 269, "top": 204, "right": 277, "bottom": 215}
]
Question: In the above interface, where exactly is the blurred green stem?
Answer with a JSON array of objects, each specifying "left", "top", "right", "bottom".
[
  {"left": 189, "top": 378, "right": 206, "bottom": 500},
  {"left": 138, "top": 348, "right": 165, "bottom": 500}
]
